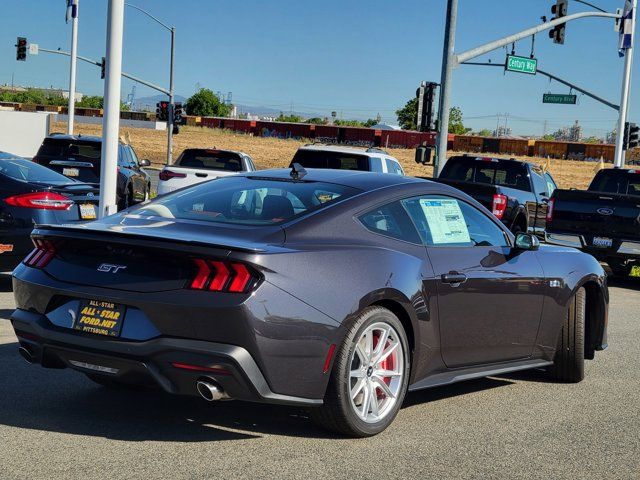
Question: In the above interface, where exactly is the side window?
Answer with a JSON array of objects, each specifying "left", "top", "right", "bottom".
[
  {"left": 369, "top": 157, "right": 384, "bottom": 173},
  {"left": 120, "top": 145, "right": 133, "bottom": 167},
  {"left": 359, "top": 201, "right": 421, "bottom": 244},
  {"left": 545, "top": 173, "right": 557, "bottom": 196},
  {"left": 128, "top": 147, "right": 140, "bottom": 167},
  {"left": 244, "top": 155, "right": 256, "bottom": 171},
  {"left": 384, "top": 158, "right": 404, "bottom": 175},
  {"left": 402, "top": 196, "right": 508, "bottom": 247},
  {"left": 531, "top": 171, "right": 548, "bottom": 197}
]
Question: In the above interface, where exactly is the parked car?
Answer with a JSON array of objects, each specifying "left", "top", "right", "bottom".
[
  {"left": 157, "top": 148, "right": 256, "bottom": 196},
  {"left": 0, "top": 151, "right": 99, "bottom": 271},
  {"left": 32, "top": 135, "right": 151, "bottom": 210},
  {"left": 10, "top": 168, "right": 607, "bottom": 437},
  {"left": 435, "top": 155, "right": 557, "bottom": 235},
  {"left": 546, "top": 167, "right": 640, "bottom": 276},
  {"left": 290, "top": 144, "right": 405, "bottom": 174}
]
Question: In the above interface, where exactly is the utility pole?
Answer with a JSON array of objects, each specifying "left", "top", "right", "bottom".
[
  {"left": 614, "top": 0, "right": 637, "bottom": 168},
  {"left": 435, "top": 0, "right": 458, "bottom": 176},
  {"left": 67, "top": 0, "right": 79, "bottom": 135},
  {"left": 167, "top": 26, "right": 175, "bottom": 164},
  {"left": 99, "top": 0, "right": 125, "bottom": 218}
]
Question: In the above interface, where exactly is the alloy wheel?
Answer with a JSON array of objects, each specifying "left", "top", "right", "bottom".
[{"left": 349, "top": 322, "right": 405, "bottom": 423}]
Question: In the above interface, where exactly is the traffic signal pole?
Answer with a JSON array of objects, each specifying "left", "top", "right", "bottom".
[
  {"left": 614, "top": 0, "right": 637, "bottom": 169},
  {"left": 67, "top": 0, "right": 79, "bottom": 135},
  {"left": 99, "top": 0, "right": 125, "bottom": 218},
  {"left": 435, "top": 0, "right": 458, "bottom": 176},
  {"left": 435, "top": 9, "right": 622, "bottom": 173}
]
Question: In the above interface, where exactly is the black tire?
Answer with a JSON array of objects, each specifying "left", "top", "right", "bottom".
[
  {"left": 550, "top": 287, "right": 586, "bottom": 383},
  {"left": 310, "top": 306, "right": 411, "bottom": 437},
  {"left": 118, "top": 187, "right": 132, "bottom": 211}
]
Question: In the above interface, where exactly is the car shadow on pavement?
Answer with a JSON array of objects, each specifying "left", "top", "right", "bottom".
[{"left": 0, "top": 341, "right": 517, "bottom": 441}]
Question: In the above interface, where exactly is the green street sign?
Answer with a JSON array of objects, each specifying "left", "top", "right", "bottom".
[
  {"left": 543, "top": 93, "right": 577, "bottom": 104},
  {"left": 505, "top": 54, "right": 537, "bottom": 75}
]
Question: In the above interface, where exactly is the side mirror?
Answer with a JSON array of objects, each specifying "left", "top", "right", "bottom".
[
  {"left": 139, "top": 159, "right": 151, "bottom": 167},
  {"left": 415, "top": 146, "right": 435, "bottom": 165},
  {"left": 514, "top": 232, "right": 540, "bottom": 251}
]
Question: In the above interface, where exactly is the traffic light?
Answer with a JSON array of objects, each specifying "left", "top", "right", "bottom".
[
  {"left": 623, "top": 122, "right": 640, "bottom": 150},
  {"left": 16, "top": 37, "right": 27, "bottom": 61},
  {"left": 416, "top": 82, "right": 438, "bottom": 132},
  {"left": 156, "top": 101, "right": 169, "bottom": 121},
  {"left": 549, "top": 0, "right": 568, "bottom": 44},
  {"left": 173, "top": 102, "right": 183, "bottom": 125},
  {"left": 100, "top": 57, "right": 106, "bottom": 79}
]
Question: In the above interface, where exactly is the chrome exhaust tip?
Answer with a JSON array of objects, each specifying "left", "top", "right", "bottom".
[
  {"left": 18, "top": 346, "right": 34, "bottom": 364},
  {"left": 196, "top": 380, "right": 228, "bottom": 401}
]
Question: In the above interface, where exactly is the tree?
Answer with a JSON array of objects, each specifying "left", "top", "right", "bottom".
[
  {"left": 305, "top": 117, "right": 326, "bottom": 125},
  {"left": 396, "top": 98, "right": 418, "bottom": 130},
  {"left": 185, "top": 88, "right": 230, "bottom": 117},
  {"left": 78, "top": 95, "right": 103, "bottom": 109},
  {"left": 276, "top": 112, "right": 303, "bottom": 123},
  {"left": 476, "top": 128, "right": 492, "bottom": 137},
  {"left": 541, "top": 134, "right": 555, "bottom": 141},
  {"left": 448, "top": 106, "right": 470, "bottom": 135}
]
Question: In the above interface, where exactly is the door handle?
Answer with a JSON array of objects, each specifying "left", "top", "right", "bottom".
[
  {"left": 195, "top": 173, "right": 208, "bottom": 178},
  {"left": 441, "top": 272, "right": 467, "bottom": 285}
]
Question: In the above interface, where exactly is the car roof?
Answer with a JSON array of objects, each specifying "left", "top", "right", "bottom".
[
  {"left": 297, "top": 144, "right": 394, "bottom": 157},
  {"left": 241, "top": 167, "right": 423, "bottom": 190},
  {"left": 0, "top": 151, "right": 23, "bottom": 160},
  {"left": 180, "top": 148, "right": 246, "bottom": 156},
  {"left": 451, "top": 155, "right": 529, "bottom": 166},
  {"left": 45, "top": 134, "right": 121, "bottom": 144}
]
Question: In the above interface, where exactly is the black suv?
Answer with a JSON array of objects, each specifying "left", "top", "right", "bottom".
[{"left": 33, "top": 135, "right": 152, "bottom": 210}]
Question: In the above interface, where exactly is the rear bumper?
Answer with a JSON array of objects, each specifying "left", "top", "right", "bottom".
[
  {"left": 11, "top": 308, "right": 322, "bottom": 406},
  {"left": 545, "top": 232, "right": 640, "bottom": 261}
]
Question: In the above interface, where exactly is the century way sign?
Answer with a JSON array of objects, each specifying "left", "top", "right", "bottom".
[{"left": 505, "top": 54, "right": 537, "bottom": 75}]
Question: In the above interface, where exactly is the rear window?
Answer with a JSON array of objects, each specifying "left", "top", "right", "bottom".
[
  {"left": 291, "top": 149, "right": 370, "bottom": 171},
  {"left": 441, "top": 157, "right": 530, "bottom": 192},
  {"left": 589, "top": 170, "right": 640, "bottom": 195},
  {"left": 36, "top": 139, "right": 102, "bottom": 161},
  {"left": 177, "top": 149, "right": 244, "bottom": 172},
  {"left": 0, "top": 158, "right": 73, "bottom": 184},
  {"left": 134, "top": 176, "right": 361, "bottom": 225}
]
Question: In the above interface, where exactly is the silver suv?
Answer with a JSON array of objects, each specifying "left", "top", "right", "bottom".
[{"left": 290, "top": 144, "right": 405, "bottom": 175}]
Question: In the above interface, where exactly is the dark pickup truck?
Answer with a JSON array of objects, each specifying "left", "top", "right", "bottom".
[
  {"left": 434, "top": 155, "right": 557, "bottom": 235},
  {"left": 546, "top": 168, "right": 640, "bottom": 276}
]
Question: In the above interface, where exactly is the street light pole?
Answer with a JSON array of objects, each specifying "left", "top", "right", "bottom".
[
  {"left": 67, "top": 0, "right": 79, "bottom": 135},
  {"left": 614, "top": 0, "right": 637, "bottom": 168},
  {"left": 435, "top": 0, "right": 458, "bottom": 176},
  {"left": 125, "top": 3, "right": 175, "bottom": 165},
  {"left": 99, "top": 0, "right": 125, "bottom": 218},
  {"left": 167, "top": 27, "right": 175, "bottom": 165}
]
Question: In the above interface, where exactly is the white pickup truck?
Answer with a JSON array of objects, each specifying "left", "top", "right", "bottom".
[{"left": 157, "top": 148, "right": 257, "bottom": 195}]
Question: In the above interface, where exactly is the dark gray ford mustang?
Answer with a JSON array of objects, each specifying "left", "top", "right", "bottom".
[{"left": 10, "top": 168, "right": 608, "bottom": 437}]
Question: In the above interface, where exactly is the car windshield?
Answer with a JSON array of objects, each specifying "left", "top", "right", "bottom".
[
  {"left": 177, "top": 149, "right": 244, "bottom": 172},
  {"left": 0, "top": 157, "right": 74, "bottom": 184},
  {"left": 291, "top": 149, "right": 370, "bottom": 171},
  {"left": 441, "top": 157, "right": 531, "bottom": 191},
  {"left": 134, "top": 175, "right": 362, "bottom": 225}
]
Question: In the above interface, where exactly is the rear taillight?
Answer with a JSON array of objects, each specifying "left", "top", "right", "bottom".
[
  {"left": 23, "top": 238, "right": 57, "bottom": 268},
  {"left": 4, "top": 192, "right": 73, "bottom": 210},
  {"left": 189, "top": 258, "right": 259, "bottom": 293},
  {"left": 546, "top": 198, "right": 555, "bottom": 223},
  {"left": 159, "top": 169, "right": 187, "bottom": 181},
  {"left": 491, "top": 194, "right": 507, "bottom": 220}
]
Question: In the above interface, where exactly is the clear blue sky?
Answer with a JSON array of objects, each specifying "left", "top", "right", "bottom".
[{"left": 0, "top": 0, "right": 637, "bottom": 136}]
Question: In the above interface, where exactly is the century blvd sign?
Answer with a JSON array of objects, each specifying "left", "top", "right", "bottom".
[{"left": 505, "top": 54, "right": 538, "bottom": 75}]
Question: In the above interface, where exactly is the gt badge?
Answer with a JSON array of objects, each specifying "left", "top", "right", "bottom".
[{"left": 97, "top": 263, "right": 127, "bottom": 273}]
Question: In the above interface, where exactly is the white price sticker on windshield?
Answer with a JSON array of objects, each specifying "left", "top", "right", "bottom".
[{"left": 419, "top": 199, "right": 470, "bottom": 245}]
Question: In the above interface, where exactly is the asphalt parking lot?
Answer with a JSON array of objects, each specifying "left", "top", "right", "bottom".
[{"left": 0, "top": 274, "right": 638, "bottom": 479}]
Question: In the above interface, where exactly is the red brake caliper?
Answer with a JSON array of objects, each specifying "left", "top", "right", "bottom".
[{"left": 373, "top": 331, "right": 393, "bottom": 400}]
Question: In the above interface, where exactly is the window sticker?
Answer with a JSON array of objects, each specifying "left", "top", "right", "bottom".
[{"left": 418, "top": 199, "right": 470, "bottom": 245}]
